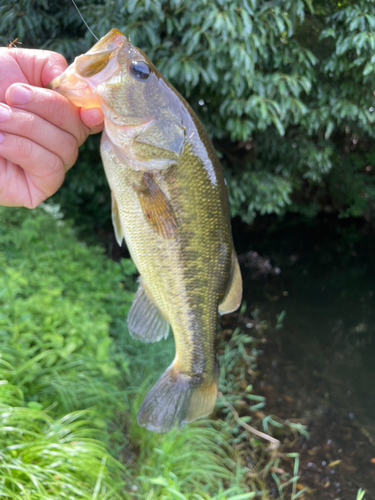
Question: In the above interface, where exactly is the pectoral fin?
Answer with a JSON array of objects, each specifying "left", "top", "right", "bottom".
[
  {"left": 128, "top": 279, "right": 170, "bottom": 343},
  {"left": 111, "top": 191, "right": 124, "bottom": 246},
  {"left": 218, "top": 251, "right": 242, "bottom": 315},
  {"left": 134, "top": 173, "right": 177, "bottom": 238}
]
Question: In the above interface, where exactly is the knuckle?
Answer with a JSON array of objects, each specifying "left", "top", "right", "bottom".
[
  {"left": 64, "top": 135, "right": 79, "bottom": 166},
  {"left": 53, "top": 53, "right": 68, "bottom": 70},
  {"left": 16, "top": 137, "right": 33, "bottom": 160},
  {"left": 46, "top": 93, "right": 67, "bottom": 128},
  {"left": 47, "top": 154, "right": 64, "bottom": 179},
  {"left": 45, "top": 51, "right": 68, "bottom": 72},
  {"left": 23, "top": 113, "right": 38, "bottom": 136}
]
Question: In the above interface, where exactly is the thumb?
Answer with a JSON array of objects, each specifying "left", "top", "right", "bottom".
[{"left": 80, "top": 107, "right": 105, "bottom": 135}]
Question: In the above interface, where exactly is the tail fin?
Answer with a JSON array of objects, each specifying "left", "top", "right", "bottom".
[{"left": 137, "top": 363, "right": 218, "bottom": 433}]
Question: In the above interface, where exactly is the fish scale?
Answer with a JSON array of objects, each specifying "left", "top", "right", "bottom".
[{"left": 49, "top": 29, "right": 242, "bottom": 432}]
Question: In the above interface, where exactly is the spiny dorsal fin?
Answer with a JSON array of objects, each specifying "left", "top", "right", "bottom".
[
  {"left": 133, "top": 173, "right": 177, "bottom": 238},
  {"left": 111, "top": 191, "right": 124, "bottom": 246},
  {"left": 218, "top": 251, "right": 242, "bottom": 315},
  {"left": 127, "top": 279, "right": 170, "bottom": 343}
]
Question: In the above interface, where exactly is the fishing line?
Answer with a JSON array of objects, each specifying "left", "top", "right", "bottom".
[{"left": 71, "top": 0, "right": 99, "bottom": 41}]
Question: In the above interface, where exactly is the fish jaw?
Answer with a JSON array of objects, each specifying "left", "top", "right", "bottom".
[
  {"left": 48, "top": 65, "right": 100, "bottom": 108},
  {"left": 48, "top": 29, "right": 127, "bottom": 109},
  {"left": 49, "top": 29, "right": 186, "bottom": 168}
]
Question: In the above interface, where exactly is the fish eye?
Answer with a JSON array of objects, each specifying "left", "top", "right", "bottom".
[{"left": 129, "top": 61, "right": 150, "bottom": 80}]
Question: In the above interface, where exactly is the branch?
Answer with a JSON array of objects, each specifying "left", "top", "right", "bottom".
[{"left": 218, "top": 392, "right": 280, "bottom": 450}]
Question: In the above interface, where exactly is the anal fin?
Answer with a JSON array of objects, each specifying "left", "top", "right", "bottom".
[
  {"left": 219, "top": 251, "right": 242, "bottom": 315},
  {"left": 127, "top": 279, "right": 170, "bottom": 343}
]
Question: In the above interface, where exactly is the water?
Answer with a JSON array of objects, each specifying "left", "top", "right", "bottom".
[{"left": 233, "top": 214, "right": 375, "bottom": 498}]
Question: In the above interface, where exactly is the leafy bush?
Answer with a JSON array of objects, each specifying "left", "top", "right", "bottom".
[{"left": 1, "top": 0, "right": 375, "bottom": 227}]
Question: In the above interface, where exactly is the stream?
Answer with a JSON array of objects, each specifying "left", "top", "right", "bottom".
[{"left": 233, "top": 214, "right": 375, "bottom": 499}]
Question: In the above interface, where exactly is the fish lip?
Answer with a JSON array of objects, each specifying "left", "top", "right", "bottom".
[
  {"left": 48, "top": 72, "right": 94, "bottom": 107},
  {"left": 90, "top": 28, "right": 126, "bottom": 52},
  {"left": 48, "top": 29, "right": 127, "bottom": 98},
  {"left": 48, "top": 75, "right": 90, "bottom": 93}
]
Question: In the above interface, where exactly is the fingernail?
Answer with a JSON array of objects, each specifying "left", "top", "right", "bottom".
[
  {"left": 0, "top": 104, "right": 11, "bottom": 123},
  {"left": 8, "top": 85, "right": 31, "bottom": 106},
  {"left": 0, "top": 133, "right": 4, "bottom": 144}
]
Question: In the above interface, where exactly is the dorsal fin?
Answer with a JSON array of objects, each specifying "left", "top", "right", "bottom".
[{"left": 219, "top": 251, "right": 242, "bottom": 315}]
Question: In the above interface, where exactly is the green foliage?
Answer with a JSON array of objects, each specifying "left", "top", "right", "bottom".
[
  {"left": 0, "top": 205, "right": 133, "bottom": 498},
  {"left": 0, "top": 206, "right": 307, "bottom": 499},
  {"left": 0, "top": 205, "right": 135, "bottom": 412},
  {"left": 0, "top": 206, "right": 263, "bottom": 499},
  {"left": 356, "top": 488, "right": 366, "bottom": 500},
  {"left": 0, "top": 400, "right": 126, "bottom": 500},
  {"left": 129, "top": 413, "right": 250, "bottom": 499},
  {"left": 216, "top": 327, "right": 307, "bottom": 499},
  {"left": 1, "top": 1, "right": 375, "bottom": 226}
]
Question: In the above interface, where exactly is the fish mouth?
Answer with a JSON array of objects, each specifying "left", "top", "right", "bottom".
[
  {"left": 48, "top": 29, "right": 127, "bottom": 108},
  {"left": 90, "top": 29, "right": 126, "bottom": 52},
  {"left": 48, "top": 73, "right": 98, "bottom": 108},
  {"left": 48, "top": 76, "right": 89, "bottom": 94}
]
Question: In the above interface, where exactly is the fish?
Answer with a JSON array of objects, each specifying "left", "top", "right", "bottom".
[{"left": 49, "top": 29, "right": 242, "bottom": 433}]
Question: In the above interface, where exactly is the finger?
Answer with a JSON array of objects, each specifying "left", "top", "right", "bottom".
[
  {"left": 3, "top": 48, "right": 68, "bottom": 88},
  {"left": 0, "top": 104, "right": 78, "bottom": 171},
  {"left": 0, "top": 132, "right": 65, "bottom": 199},
  {"left": 80, "top": 107, "right": 104, "bottom": 134},
  {"left": 5, "top": 84, "right": 90, "bottom": 146},
  {"left": 0, "top": 159, "right": 46, "bottom": 209}
]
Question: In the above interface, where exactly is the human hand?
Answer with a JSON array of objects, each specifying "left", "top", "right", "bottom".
[{"left": 0, "top": 48, "right": 105, "bottom": 208}]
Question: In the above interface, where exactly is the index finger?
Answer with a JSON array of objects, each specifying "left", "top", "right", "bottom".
[
  {"left": 5, "top": 48, "right": 68, "bottom": 88},
  {"left": 5, "top": 84, "right": 90, "bottom": 147}
]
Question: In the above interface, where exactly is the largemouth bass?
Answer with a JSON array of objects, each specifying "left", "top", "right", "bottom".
[{"left": 50, "top": 29, "right": 242, "bottom": 432}]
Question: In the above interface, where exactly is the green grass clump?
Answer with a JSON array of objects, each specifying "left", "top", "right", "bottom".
[
  {"left": 0, "top": 205, "right": 135, "bottom": 498},
  {"left": 0, "top": 208, "right": 134, "bottom": 418},
  {"left": 129, "top": 387, "right": 250, "bottom": 499},
  {"left": 0, "top": 391, "right": 126, "bottom": 499},
  {"left": 0, "top": 206, "right": 259, "bottom": 499}
]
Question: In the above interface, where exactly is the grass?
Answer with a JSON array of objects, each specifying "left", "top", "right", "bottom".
[
  {"left": 356, "top": 489, "right": 366, "bottom": 500},
  {"left": 0, "top": 206, "right": 307, "bottom": 499},
  {"left": 0, "top": 388, "right": 126, "bottom": 499},
  {"left": 131, "top": 419, "right": 251, "bottom": 499}
]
